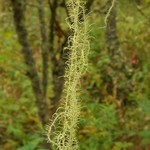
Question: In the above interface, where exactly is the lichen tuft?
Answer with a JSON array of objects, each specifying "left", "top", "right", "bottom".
[{"left": 46, "top": 0, "right": 90, "bottom": 150}]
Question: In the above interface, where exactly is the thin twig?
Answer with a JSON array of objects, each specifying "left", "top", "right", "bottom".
[{"left": 134, "top": 1, "right": 150, "bottom": 23}]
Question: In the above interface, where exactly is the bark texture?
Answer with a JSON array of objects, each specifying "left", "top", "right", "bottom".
[
  {"left": 105, "top": 0, "right": 128, "bottom": 106},
  {"left": 48, "top": 0, "right": 65, "bottom": 115},
  {"left": 11, "top": 0, "right": 47, "bottom": 125},
  {"left": 37, "top": 0, "right": 49, "bottom": 100}
]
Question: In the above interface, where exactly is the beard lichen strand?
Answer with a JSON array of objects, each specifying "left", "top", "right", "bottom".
[
  {"left": 104, "top": 0, "right": 116, "bottom": 26},
  {"left": 47, "top": 0, "right": 89, "bottom": 150}
]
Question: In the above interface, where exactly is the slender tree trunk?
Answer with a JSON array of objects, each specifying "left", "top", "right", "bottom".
[
  {"left": 48, "top": 0, "right": 57, "bottom": 49},
  {"left": 37, "top": 1, "right": 51, "bottom": 149},
  {"left": 48, "top": 0, "right": 65, "bottom": 115},
  {"left": 105, "top": 0, "right": 120, "bottom": 59},
  {"left": 11, "top": 0, "right": 47, "bottom": 125},
  {"left": 37, "top": 0, "right": 49, "bottom": 100},
  {"left": 105, "top": 0, "right": 128, "bottom": 107},
  {"left": 105, "top": 0, "right": 127, "bottom": 74}
]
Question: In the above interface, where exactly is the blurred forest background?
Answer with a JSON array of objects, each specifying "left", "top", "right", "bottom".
[{"left": 0, "top": 0, "right": 150, "bottom": 149}]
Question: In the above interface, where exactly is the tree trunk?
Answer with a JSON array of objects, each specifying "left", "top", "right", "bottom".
[
  {"left": 11, "top": 0, "right": 47, "bottom": 125},
  {"left": 37, "top": 0, "right": 49, "bottom": 100},
  {"left": 105, "top": 0, "right": 120, "bottom": 60},
  {"left": 104, "top": 0, "right": 129, "bottom": 108},
  {"left": 48, "top": 0, "right": 65, "bottom": 115}
]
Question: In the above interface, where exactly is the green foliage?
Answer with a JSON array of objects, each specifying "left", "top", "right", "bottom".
[
  {"left": 112, "top": 142, "right": 133, "bottom": 150},
  {"left": 0, "top": 25, "right": 44, "bottom": 150},
  {"left": 79, "top": 101, "right": 118, "bottom": 150},
  {"left": 0, "top": 0, "right": 150, "bottom": 149},
  {"left": 17, "top": 137, "right": 43, "bottom": 150}
]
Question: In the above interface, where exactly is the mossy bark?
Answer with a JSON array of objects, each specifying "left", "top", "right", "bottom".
[
  {"left": 105, "top": 0, "right": 131, "bottom": 109},
  {"left": 37, "top": 0, "right": 49, "bottom": 100},
  {"left": 11, "top": 0, "right": 47, "bottom": 125}
]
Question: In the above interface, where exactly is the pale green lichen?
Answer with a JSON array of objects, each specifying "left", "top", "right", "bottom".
[
  {"left": 47, "top": 0, "right": 89, "bottom": 150},
  {"left": 105, "top": 0, "right": 116, "bottom": 26}
]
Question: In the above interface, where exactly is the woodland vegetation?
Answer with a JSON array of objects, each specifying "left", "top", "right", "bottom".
[{"left": 0, "top": 0, "right": 150, "bottom": 149}]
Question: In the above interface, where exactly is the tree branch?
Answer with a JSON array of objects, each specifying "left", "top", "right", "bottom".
[
  {"left": 11, "top": 0, "right": 47, "bottom": 125},
  {"left": 37, "top": 0, "right": 49, "bottom": 99},
  {"left": 134, "top": 0, "right": 150, "bottom": 23}
]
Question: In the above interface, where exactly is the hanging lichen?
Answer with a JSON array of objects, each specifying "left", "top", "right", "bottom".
[{"left": 47, "top": 0, "right": 90, "bottom": 150}]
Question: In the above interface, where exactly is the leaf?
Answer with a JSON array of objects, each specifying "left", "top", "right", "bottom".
[
  {"left": 7, "top": 125, "right": 24, "bottom": 139},
  {"left": 112, "top": 142, "right": 133, "bottom": 150},
  {"left": 138, "top": 100, "right": 150, "bottom": 115},
  {"left": 138, "top": 130, "right": 150, "bottom": 146},
  {"left": 17, "top": 138, "right": 42, "bottom": 150}
]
